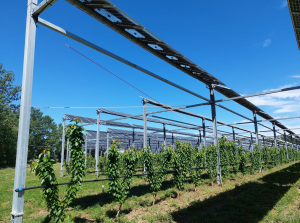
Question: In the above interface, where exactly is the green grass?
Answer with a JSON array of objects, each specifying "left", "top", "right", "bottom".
[{"left": 1, "top": 162, "right": 300, "bottom": 222}]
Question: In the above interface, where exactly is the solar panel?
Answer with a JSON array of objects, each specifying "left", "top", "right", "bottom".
[
  {"left": 288, "top": 0, "right": 300, "bottom": 49},
  {"left": 65, "top": 0, "right": 225, "bottom": 86}
]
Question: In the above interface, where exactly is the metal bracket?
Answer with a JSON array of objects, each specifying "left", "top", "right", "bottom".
[{"left": 11, "top": 212, "right": 24, "bottom": 217}]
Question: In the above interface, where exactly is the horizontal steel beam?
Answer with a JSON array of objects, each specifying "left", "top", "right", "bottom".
[
  {"left": 32, "top": 0, "right": 57, "bottom": 17},
  {"left": 37, "top": 17, "right": 211, "bottom": 103},
  {"left": 215, "top": 85, "right": 300, "bottom": 103}
]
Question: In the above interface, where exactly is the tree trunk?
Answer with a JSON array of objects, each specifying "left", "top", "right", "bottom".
[
  {"left": 177, "top": 191, "right": 180, "bottom": 198},
  {"left": 152, "top": 193, "right": 157, "bottom": 205},
  {"left": 211, "top": 181, "right": 214, "bottom": 187},
  {"left": 116, "top": 203, "right": 123, "bottom": 218}
]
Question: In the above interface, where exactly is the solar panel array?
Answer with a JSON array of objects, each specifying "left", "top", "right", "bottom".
[
  {"left": 65, "top": 0, "right": 297, "bottom": 136},
  {"left": 65, "top": 0, "right": 226, "bottom": 86},
  {"left": 288, "top": 0, "right": 300, "bottom": 49},
  {"left": 84, "top": 128, "right": 214, "bottom": 152},
  {"left": 65, "top": 113, "right": 207, "bottom": 137}
]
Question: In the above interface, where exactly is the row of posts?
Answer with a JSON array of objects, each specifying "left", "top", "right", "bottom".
[{"left": 59, "top": 85, "right": 298, "bottom": 183}]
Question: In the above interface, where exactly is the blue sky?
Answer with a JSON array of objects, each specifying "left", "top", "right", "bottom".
[{"left": 1, "top": 0, "right": 300, "bottom": 140}]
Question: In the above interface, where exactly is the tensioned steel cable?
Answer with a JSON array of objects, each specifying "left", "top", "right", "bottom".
[{"left": 37, "top": 26, "right": 210, "bottom": 132}]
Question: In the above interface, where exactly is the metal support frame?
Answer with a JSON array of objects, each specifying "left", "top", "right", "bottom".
[
  {"left": 84, "top": 134, "right": 88, "bottom": 168},
  {"left": 209, "top": 85, "right": 222, "bottom": 185},
  {"left": 143, "top": 99, "right": 147, "bottom": 149},
  {"left": 273, "top": 123, "right": 277, "bottom": 148},
  {"left": 132, "top": 128, "right": 135, "bottom": 147},
  {"left": 11, "top": 1, "right": 37, "bottom": 221},
  {"left": 232, "top": 127, "right": 236, "bottom": 142},
  {"left": 163, "top": 124, "right": 166, "bottom": 149},
  {"left": 60, "top": 118, "right": 66, "bottom": 177},
  {"left": 95, "top": 111, "right": 100, "bottom": 178},
  {"left": 284, "top": 131, "right": 289, "bottom": 160},
  {"left": 253, "top": 111, "right": 259, "bottom": 147},
  {"left": 291, "top": 135, "right": 294, "bottom": 149},
  {"left": 106, "top": 131, "right": 109, "bottom": 154},
  {"left": 199, "top": 130, "right": 202, "bottom": 148},
  {"left": 202, "top": 118, "right": 206, "bottom": 148},
  {"left": 250, "top": 134, "right": 253, "bottom": 151},
  {"left": 66, "top": 138, "right": 70, "bottom": 161}
]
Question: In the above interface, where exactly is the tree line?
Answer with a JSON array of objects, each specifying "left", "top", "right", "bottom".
[{"left": 0, "top": 64, "right": 62, "bottom": 166}]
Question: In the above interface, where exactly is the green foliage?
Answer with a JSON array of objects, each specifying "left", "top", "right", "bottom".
[
  {"left": 190, "top": 149, "right": 205, "bottom": 190},
  {"left": 279, "top": 147, "right": 287, "bottom": 164},
  {"left": 85, "top": 156, "right": 96, "bottom": 169},
  {"left": 33, "top": 119, "right": 86, "bottom": 222},
  {"left": 262, "top": 145, "right": 270, "bottom": 169},
  {"left": 173, "top": 141, "right": 187, "bottom": 194},
  {"left": 64, "top": 161, "right": 71, "bottom": 175},
  {"left": 29, "top": 108, "right": 62, "bottom": 161},
  {"left": 107, "top": 140, "right": 122, "bottom": 202},
  {"left": 206, "top": 145, "right": 218, "bottom": 183},
  {"left": 238, "top": 146, "right": 247, "bottom": 175},
  {"left": 253, "top": 146, "right": 261, "bottom": 172},
  {"left": 107, "top": 141, "right": 138, "bottom": 216},
  {"left": 0, "top": 64, "right": 20, "bottom": 166},
  {"left": 121, "top": 147, "right": 138, "bottom": 203},
  {"left": 219, "top": 137, "right": 230, "bottom": 178}
]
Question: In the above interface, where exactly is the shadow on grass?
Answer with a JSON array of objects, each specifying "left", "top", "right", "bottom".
[
  {"left": 171, "top": 162, "right": 300, "bottom": 223},
  {"left": 70, "top": 174, "right": 177, "bottom": 210}
]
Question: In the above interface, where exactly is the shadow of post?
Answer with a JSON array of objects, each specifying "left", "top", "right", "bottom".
[{"left": 171, "top": 162, "right": 300, "bottom": 223}]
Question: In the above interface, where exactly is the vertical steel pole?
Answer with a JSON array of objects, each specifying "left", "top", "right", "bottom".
[
  {"left": 253, "top": 111, "right": 259, "bottom": 147},
  {"left": 291, "top": 135, "right": 294, "bottom": 150},
  {"left": 273, "top": 123, "right": 277, "bottom": 148},
  {"left": 148, "top": 137, "right": 151, "bottom": 150},
  {"left": 132, "top": 128, "right": 135, "bottom": 147},
  {"left": 85, "top": 134, "right": 88, "bottom": 168},
  {"left": 106, "top": 131, "right": 109, "bottom": 154},
  {"left": 143, "top": 99, "right": 147, "bottom": 148},
  {"left": 95, "top": 111, "right": 100, "bottom": 178},
  {"left": 262, "top": 136, "right": 265, "bottom": 146},
  {"left": 250, "top": 133, "right": 253, "bottom": 151},
  {"left": 11, "top": 1, "right": 37, "bottom": 221},
  {"left": 67, "top": 138, "right": 70, "bottom": 162},
  {"left": 163, "top": 124, "right": 166, "bottom": 149},
  {"left": 202, "top": 118, "right": 206, "bottom": 148},
  {"left": 199, "top": 130, "right": 202, "bottom": 148},
  {"left": 284, "top": 131, "right": 289, "bottom": 160},
  {"left": 143, "top": 99, "right": 147, "bottom": 172},
  {"left": 172, "top": 133, "right": 174, "bottom": 148},
  {"left": 60, "top": 119, "right": 66, "bottom": 177},
  {"left": 209, "top": 85, "right": 221, "bottom": 185},
  {"left": 232, "top": 127, "right": 236, "bottom": 142}
]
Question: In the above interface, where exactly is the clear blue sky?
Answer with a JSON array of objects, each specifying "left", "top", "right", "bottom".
[{"left": 1, "top": 0, "right": 300, "bottom": 139}]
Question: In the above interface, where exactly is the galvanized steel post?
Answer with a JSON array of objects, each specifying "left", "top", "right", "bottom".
[
  {"left": 232, "top": 127, "right": 236, "bottom": 142},
  {"left": 67, "top": 138, "right": 70, "bottom": 162},
  {"left": 143, "top": 99, "right": 147, "bottom": 173},
  {"left": 253, "top": 111, "right": 259, "bottom": 147},
  {"left": 132, "top": 128, "right": 135, "bottom": 147},
  {"left": 95, "top": 110, "right": 100, "bottom": 178},
  {"left": 199, "top": 130, "right": 202, "bottom": 148},
  {"left": 60, "top": 118, "right": 66, "bottom": 177},
  {"left": 11, "top": 1, "right": 37, "bottom": 221},
  {"left": 202, "top": 118, "right": 206, "bottom": 148},
  {"left": 291, "top": 134, "right": 294, "bottom": 149},
  {"left": 84, "top": 134, "right": 88, "bottom": 168},
  {"left": 273, "top": 123, "right": 277, "bottom": 148},
  {"left": 163, "top": 124, "right": 166, "bottom": 149},
  {"left": 143, "top": 99, "right": 147, "bottom": 149},
  {"left": 250, "top": 133, "right": 253, "bottom": 151},
  {"left": 209, "top": 85, "right": 221, "bottom": 185},
  {"left": 106, "top": 131, "right": 109, "bottom": 154},
  {"left": 284, "top": 131, "right": 289, "bottom": 160}
]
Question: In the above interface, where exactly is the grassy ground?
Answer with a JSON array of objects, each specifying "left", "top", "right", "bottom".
[{"left": 1, "top": 162, "right": 300, "bottom": 222}]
